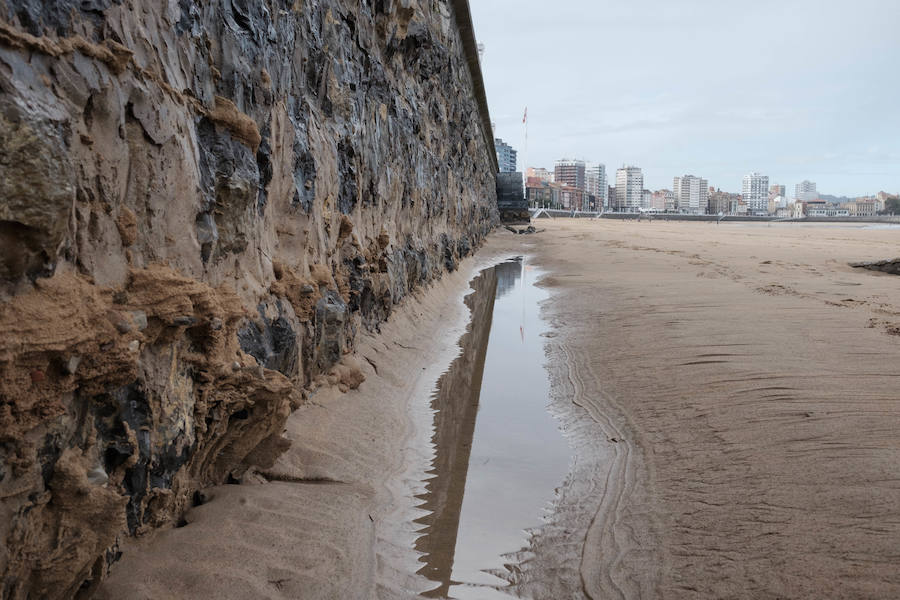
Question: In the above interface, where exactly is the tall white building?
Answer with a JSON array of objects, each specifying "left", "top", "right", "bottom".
[
  {"left": 742, "top": 172, "right": 770, "bottom": 214},
  {"left": 673, "top": 175, "right": 709, "bottom": 214},
  {"left": 795, "top": 180, "right": 818, "bottom": 201},
  {"left": 585, "top": 168, "right": 599, "bottom": 196},
  {"left": 585, "top": 163, "right": 608, "bottom": 206},
  {"left": 615, "top": 166, "right": 643, "bottom": 211}
]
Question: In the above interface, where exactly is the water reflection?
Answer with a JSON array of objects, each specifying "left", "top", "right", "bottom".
[
  {"left": 415, "top": 257, "right": 570, "bottom": 599},
  {"left": 494, "top": 259, "right": 523, "bottom": 300},
  {"left": 415, "top": 263, "right": 499, "bottom": 597}
]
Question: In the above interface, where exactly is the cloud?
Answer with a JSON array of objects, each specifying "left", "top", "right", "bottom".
[{"left": 471, "top": 0, "right": 900, "bottom": 195}]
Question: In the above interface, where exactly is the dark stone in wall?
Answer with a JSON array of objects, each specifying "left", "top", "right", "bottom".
[
  {"left": 314, "top": 291, "right": 348, "bottom": 373},
  {"left": 7, "top": 0, "right": 120, "bottom": 36},
  {"left": 255, "top": 128, "right": 274, "bottom": 215},
  {"left": 238, "top": 303, "right": 300, "bottom": 378},
  {"left": 195, "top": 117, "right": 260, "bottom": 261},
  {"left": 337, "top": 138, "right": 359, "bottom": 215},
  {"left": 96, "top": 382, "right": 152, "bottom": 533}
]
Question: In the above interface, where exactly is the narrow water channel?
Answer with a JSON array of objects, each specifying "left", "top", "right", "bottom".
[{"left": 415, "top": 257, "right": 571, "bottom": 599}]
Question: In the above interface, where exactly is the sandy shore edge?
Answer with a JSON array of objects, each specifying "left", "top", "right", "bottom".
[{"left": 96, "top": 239, "right": 526, "bottom": 599}]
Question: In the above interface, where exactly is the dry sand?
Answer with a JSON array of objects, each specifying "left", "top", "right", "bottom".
[{"left": 99, "top": 220, "right": 900, "bottom": 599}]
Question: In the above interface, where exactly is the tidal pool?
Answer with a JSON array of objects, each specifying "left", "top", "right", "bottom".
[{"left": 415, "top": 257, "right": 571, "bottom": 599}]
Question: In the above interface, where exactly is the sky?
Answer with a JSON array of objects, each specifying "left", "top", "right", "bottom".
[{"left": 469, "top": 0, "right": 900, "bottom": 196}]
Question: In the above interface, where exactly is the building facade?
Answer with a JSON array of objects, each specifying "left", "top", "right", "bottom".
[
  {"left": 876, "top": 191, "right": 899, "bottom": 213},
  {"left": 525, "top": 167, "right": 552, "bottom": 182},
  {"left": 615, "top": 166, "right": 643, "bottom": 211},
  {"left": 554, "top": 159, "right": 586, "bottom": 191},
  {"left": 768, "top": 196, "right": 788, "bottom": 214},
  {"left": 526, "top": 179, "right": 595, "bottom": 210},
  {"left": 585, "top": 163, "right": 608, "bottom": 207},
  {"left": 742, "top": 172, "right": 770, "bottom": 214},
  {"left": 795, "top": 180, "right": 818, "bottom": 202},
  {"left": 845, "top": 200, "right": 877, "bottom": 217},
  {"left": 807, "top": 206, "right": 850, "bottom": 217},
  {"left": 560, "top": 185, "right": 589, "bottom": 211},
  {"left": 708, "top": 189, "right": 742, "bottom": 215},
  {"left": 525, "top": 178, "right": 559, "bottom": 208},
  {"left": 495, "top": 138, "right": 517, "bottom": 173},
  {"left": 650, "top": 190, "right": 671, "bottom": 211},
  {"left": 673, "top": 175, "right": 709, "bottom": 213}
]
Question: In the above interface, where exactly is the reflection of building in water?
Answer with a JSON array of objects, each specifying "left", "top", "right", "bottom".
[
  {"left": 494, "top": 257, "right": 523, "bottom": 300},
  {"left": 414, "top": 265, "right": 499, "bottom": 597}
]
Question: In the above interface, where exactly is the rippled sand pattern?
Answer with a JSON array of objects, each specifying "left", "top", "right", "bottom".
[{"left": 518, "top": 220, "right": 900, "bottom": 599}]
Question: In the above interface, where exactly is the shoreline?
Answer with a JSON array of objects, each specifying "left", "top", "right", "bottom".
[
  {"left": 98, "top": 219, "right": 900, "bottom": 598},
  {"left": 534, "top": 209, "right": 900, "bottom": 225},
  {"left": 96, "top": 242, "right": 527, "bottom": 599}
]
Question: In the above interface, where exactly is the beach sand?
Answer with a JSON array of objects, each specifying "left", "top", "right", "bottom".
[
  {"left": 99, "top": 220, "right": 900, "bottom": 599},
  {"left": 519, "top": 219, "right": 900, "bottom": 599}
]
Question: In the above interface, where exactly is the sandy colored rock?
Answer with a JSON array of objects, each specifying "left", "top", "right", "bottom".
[
  {"left": 330, "top": 357, "right": 366, "bottom": 391},
  {"left": 269, "top": 262, "right": 320, "bottom": 321},
  {"left": 206, "top": 96, "right": 262, "bottom": 153},
  {"left": 309, "top": 264, "right": 336, "bottom": 289},
  {"left": 116, "top": 207, "right": 138, "bottom": 247}
]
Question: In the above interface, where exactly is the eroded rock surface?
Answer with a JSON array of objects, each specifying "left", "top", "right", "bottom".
[
  {"left": 0, "top": 0, "right": 497, "bottom": 596},
  {"left": 850, "top": 258, "right": 900, "bottom": 275}
]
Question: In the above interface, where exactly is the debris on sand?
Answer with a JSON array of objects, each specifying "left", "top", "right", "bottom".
[{"left": 504, "top": 225, "right": 544, "bottom": 235}]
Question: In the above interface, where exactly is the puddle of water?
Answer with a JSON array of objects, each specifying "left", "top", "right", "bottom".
[{"left": 415, "top": 257, "right": 571, "bottom": 599}]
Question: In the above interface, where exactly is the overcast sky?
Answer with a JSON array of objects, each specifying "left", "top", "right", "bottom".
[{"left": 470, "top": 0, "right": 900, "bottom": 196}]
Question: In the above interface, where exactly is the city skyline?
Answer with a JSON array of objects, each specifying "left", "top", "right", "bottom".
[
  {"left": 526, "top": 159, "right": 896, "bottom": 214},
  {"left": 523, "top": 153, "right": 865, "bottom": 201},
  {"left": 470, "top": 0, "right": 900, "bottom": 197}
]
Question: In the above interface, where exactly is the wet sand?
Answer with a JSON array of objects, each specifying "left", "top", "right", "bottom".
[
  {"left": 519, "top": 219, "right": 900, "bottom": 599},
  {"left": 99, "top": 220, "right": 900, "bottom": 599}
]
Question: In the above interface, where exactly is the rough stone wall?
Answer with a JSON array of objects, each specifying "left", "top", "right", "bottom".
[
  {"left": 0, "top": 0, "right": 498, "bottom": 597},
  {"left": 851, "top": 258, "right": 900, "bottom": 276}
]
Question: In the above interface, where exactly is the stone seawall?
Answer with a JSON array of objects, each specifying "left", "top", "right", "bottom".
[{"left": 0, "top": 1, "right": 498, "bottom": 597}]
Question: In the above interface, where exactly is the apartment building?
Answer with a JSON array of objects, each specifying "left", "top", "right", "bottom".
[
  {"left": 495, "top": 138, "right": 517, "bottom": 173},
  {"left": 795, "top": 180, "right": 818, "bottom": 202},
  {"left": 615, "top": 166, "right": 643, "bottom": 211},
  {"left": 554, "top": 159, "right": 586, "bottom": 191},
  {"left": 673, "top": 175, "right": 709, "bottom": 213},
  {"left": 742, "top": 172, "right": 770, "bottom": 214}
]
